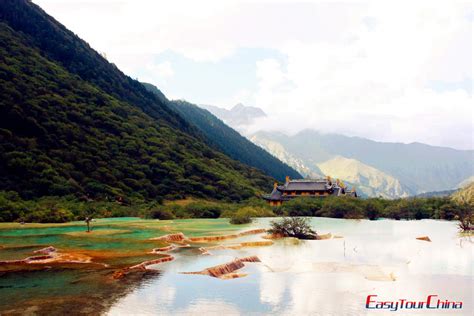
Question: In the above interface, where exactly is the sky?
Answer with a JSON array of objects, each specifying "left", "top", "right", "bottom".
[{"left": 34, "top": 0, "right": 473, "bottom": 150}]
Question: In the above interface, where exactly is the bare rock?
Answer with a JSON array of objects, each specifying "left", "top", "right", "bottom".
[
  {"left": 182, "top": 256, "right": 261, "bottom": 279},
  {"left": 316, "top": 233, "right": 332, "bottom": 240},
  {"left": 416, "top": 236, "right": 431, "bottom": 242},
  {"left": 33, "top": 246, "right": 57, "bottom": 254},
  {"left": 150, "top": 233, "right": 187, "bottom": 243},
  {"left": 189, "top": 229, "right": 266, "bottom": 243},
  {"left": 151, "top": 245, "right": 176, "bottom": 253},
  {"left": 114, "top": 254, "right": 175, "bottom": 279}
]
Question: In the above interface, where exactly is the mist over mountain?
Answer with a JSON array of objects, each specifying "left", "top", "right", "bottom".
[
  {"left": 1, "top": 0, "right": 471, "bottom": 202},
  {"left": 200, "top": 103, "right": 266, "bottom": 132},
  {"left": 253, "top": 130, "right": 473, "bottom": 197},
  {"left": 205, "top": 104, "right": 473, "bottom": 198},
  {"left": 247, "top": 134, "right": 324, "bottom": 179},
  {"left": 142, "top": 83, "right": 301, "bottom": 181}
]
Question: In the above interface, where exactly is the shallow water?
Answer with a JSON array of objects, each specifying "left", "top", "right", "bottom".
[{"left": 0, "top": 217, "right": 472, "bottom": 315}]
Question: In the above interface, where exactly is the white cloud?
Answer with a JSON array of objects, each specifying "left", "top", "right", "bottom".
[
  {"left": 248, "top": 2, "right": 473, "bottom": 149},
  {"left": 207, "top": 88, "right": 254, "bottom": 109},
  {"left": 33, "top": 0, "right": 473, "bottom": 149},
  {"left": 153, "top": 61, "right": 174, "bottom": 78}
]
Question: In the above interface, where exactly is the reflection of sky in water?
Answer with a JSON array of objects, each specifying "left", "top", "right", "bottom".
[{"left": 108, "top": 218, "right": 473, "bottom": 315}]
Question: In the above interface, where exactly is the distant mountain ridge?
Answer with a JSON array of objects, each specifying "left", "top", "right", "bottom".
[
  {"left": 316, "top": 156, "right": 410, "bottom": 198},
  {"left": 3, "top": 0, "right": 469, "bottom": 202},
  {"left": 252, "top": 130, "right": 473, "bottom": 197},
  {"left": 200, "top": 103, "right": 266, "bottom": 130},
  {"left": 204, "top": 104, "right": 473, "bottom": 198},
  {"left": 415, "top": 189, "right": 458, "bottom": 198},
  {"left": 142, "top": 83, "right": 301, "bottom": 181},
  {"left": 457, "top": 176, "right": 474, "bottom": 189},
  {"left": 249, "top": 133, "right": 324, "bottom": 178}
]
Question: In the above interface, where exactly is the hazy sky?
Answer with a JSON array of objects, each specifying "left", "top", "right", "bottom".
[{"left": 34, "top": 0, "right": 473, "bottom": 149}]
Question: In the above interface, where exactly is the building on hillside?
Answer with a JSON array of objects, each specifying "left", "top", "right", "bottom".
[{"left": 263, "top": 176, "right": 357, "bottom": 206}]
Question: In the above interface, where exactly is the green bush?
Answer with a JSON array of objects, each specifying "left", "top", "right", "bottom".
[
  {"left": 438, "top": 203, "right": 457, "bottom": 220},
  {"left": 184, "top": 203, "right": 222, "bottom": 218},
  {"left": 221, "top": 206, "right": 275, "bottom": 218},
  {"left": 276, "top": 197, "right": 323, "bottom": 216},
  {"left": 383, "top": 198, "right": 432, "bottom": 220},
  {"left": 229, "top": 212, "right": 252, "bottom": 225},
  {"left": 227, "top": 206, "right": 276, "bottom": 225},
  {"left": 454, "top": 199, "right": 473, "bottom": 232},
  {"left": 319, "top": 197, "right": 364, "bottom": 219},
  {"left": 268, "top": 217, "right": 317, "bottom": 239},
  {"left": 149, "top": 207, "right": 175, "bottom": 220},
  {"left": 0, "top": 189, "right": 469, "bottom": 223},
  {"left": 364, "top": 199, "right": 384, "bottom": 220},
  {"left": 23, "top": 208, "right": 74, "bottom": 223}
]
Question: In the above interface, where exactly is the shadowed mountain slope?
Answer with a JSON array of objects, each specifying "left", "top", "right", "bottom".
[
  {"left": 0, "top": 1, "right": 274, "bottom": 201},
  {"left": 142, "top": 83, "right": 301, "bottom": 181}
]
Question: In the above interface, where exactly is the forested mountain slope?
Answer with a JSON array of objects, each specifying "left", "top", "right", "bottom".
[
  {"left": 0, "top": 1, "right": 273, "bottom": 202},
  {"left": 142, "top": 83, "right": 301, "bottom": 181}
]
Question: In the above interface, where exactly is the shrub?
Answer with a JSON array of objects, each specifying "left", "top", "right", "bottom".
[
  {"left": 221, "top": 206, "right": 275, "bottom": 218},
  {"left": 227, "top": 206, "right": 275, "bottom": 225},
  {"left": 455, "top": 198, "right": 473, "bottom": 232},
  {"left": 183, "top": 203, "right": 222, "bottom": 218},
  {"left": 149, "top": 207, "right": 175, "bottom": 220},
  {"left": 277, "top": 197, "right": 323, "bottom": 217},
  {"left": 438, "top": 203, "right": 457, "bottom": 220},
  {"left": 229, "top": 212, "right": 252, "bottom": 225},
  {"left": 383, "top": 198, "right": 431, "bottom": 220},
  {"left": 23, "top": 208, "right": 74, "bottom": 223},
  {"left": 364, "top": 199, "right": 384, "bottom": 220},
  {"left": 268, "top": 217, "right": 317, "bottom": 239},
  {"left": 319, "top": 197, "right": 364, "bottom": 219}
]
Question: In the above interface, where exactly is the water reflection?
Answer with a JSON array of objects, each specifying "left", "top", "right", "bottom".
[{"left": 108, "top": 218, "right": 473, "bottom": 315}]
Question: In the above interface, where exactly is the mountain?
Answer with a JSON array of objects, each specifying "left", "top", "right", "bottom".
[
  {"left": 457, "top": 176, "right": 474, "bottom": 189},
  {"left": 142, "top": 83, "right": 301, "bottom": 181},
  {"left": 248, "top": 133, "right": 323, "bottom": 178},
  {"left": 415, "top": 189, "right": 458, "bottom": 198},
  {"left": 251, "top": 132, "right": 408, "bottom": 198},
  {"left": 414, "top": 175, "right": 473, "bottom": 198},
  {"left": 452, "top": 183, "right": 474, "bottom": 204},
  {"left": 204, "top": 103, "right": 473, "bottom": 198},
  {"left": 200, "top": 103, "right": 266, "bottom": 130},
  {"left": 316, "top": 156, "right": 410, "bottom": 198},
  {"left": 251, "top": 130, "right": 474, "bottom": 197},
  {"left": 0, "top": 0, "right": 274, "bottom": 201}
]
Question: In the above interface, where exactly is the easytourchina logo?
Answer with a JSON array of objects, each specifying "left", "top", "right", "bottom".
[{"left": 366, "top": 295, "right": 463, "bottom": 311}]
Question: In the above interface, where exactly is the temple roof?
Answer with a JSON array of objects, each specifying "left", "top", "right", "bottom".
[
  {"left": 263, "top": 177, "right": 357, "bottom": 201},
  {"left": 262, "top": 187, "right": 290, "bottom": 201},
  {"left": 280, "top": 179, "right": 332, "bottom": 191}
]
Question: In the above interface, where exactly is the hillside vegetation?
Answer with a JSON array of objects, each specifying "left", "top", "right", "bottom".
[
  {"left": 166, "top": 98, "right": 301, "bottom": 181},
  {"left": 0, "top": 1, "right": 274, "bottom": 203},
  {"left": 1, "top": 189, "right": 469, "bottom": 224},
  {"left": 452, "top": 183, "right": 474, "bottom": 204}
]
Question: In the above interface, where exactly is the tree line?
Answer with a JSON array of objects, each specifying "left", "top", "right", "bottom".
[{"left": 1, "top": 191, "right": 471, "bottom": 227}]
